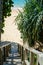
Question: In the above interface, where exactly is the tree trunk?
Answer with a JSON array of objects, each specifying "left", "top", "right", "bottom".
[
  {"left": 0, "top": 0, "right": 3, "bottom": 42},
  {"left": 0, "top": 31, "right": 1, "bottom": 42}
]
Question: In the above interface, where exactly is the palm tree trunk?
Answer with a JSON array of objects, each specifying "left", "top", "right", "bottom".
[
  {"left": 0, "top": 1, "right": 3, "bottom": 65},
  {"left": 0, "top": 31, "right": 1, "bottom": 42},
  {"left": 0, "top": 0, "right": 3, "bottom": 42}
]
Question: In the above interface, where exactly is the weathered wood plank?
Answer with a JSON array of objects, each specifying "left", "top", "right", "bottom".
[{"left": 0, "top": 41, "right": 12, "bottom": 48}]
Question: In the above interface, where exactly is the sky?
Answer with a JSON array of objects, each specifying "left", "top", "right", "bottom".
[{"left": 12, "top": 0, "right": 25, "bottom": 7}]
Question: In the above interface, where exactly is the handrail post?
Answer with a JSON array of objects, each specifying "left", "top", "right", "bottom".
[{"left": 30, "top": 52, "right": 34, "bottom": 65}]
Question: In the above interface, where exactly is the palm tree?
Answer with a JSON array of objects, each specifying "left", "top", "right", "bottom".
[{"left": 16, "top": 0, "right": 43, "bottom": 47}]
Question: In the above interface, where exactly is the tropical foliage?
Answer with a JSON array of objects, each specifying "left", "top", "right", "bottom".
[
  {"left": 0, "top": 0, "right": 14, "bottom": 33},
  {"left": 15, "top": 0, "right": 43, "bottom": 46}
]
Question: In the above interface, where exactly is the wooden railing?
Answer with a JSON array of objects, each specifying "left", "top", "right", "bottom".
[{"left": 18, "top": 42, "right": 43, "bottom": 65}]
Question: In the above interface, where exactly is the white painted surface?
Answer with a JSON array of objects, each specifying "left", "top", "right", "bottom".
[
  {"left": 38, "top": 54, "right": 43, "bottom": 65},
  {"left": 25, "top": 60, "right": 30, "bottom": 65},
  {"left": 24, "top": 42, "right": 43, "bottom": 55},
  {"left": 24, "top": 42, "right": 43, "bottom": 65}
]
